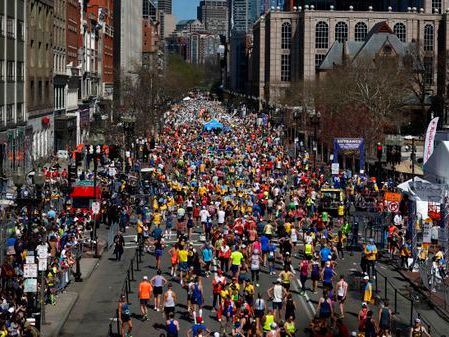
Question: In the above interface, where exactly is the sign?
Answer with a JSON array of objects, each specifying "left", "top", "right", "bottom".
[
  {"left": 384, "top": 192, "right": 402, "bottom": 203},
  {"left": 387, "top": 201, "right": 399, "bottom": 213},
  {"left": 423, "top": 117, "right": 439, "bottom": 165},
  {"left": 25, "top": 256, "right": 35, "bottom": 264},
  {"left": 38, "top": 258, "right": 47, "bottom": 271},
  {"left": 92, "top": 201, "right": 100, "bottom": 215},
  {"left": 24, "top": 279, "right": 37, "bottom": 293},
  {"left": 23, "top": 264, "right": 38, "bottom": 278},
  {"left": 76, "top": 180, "right": 95, "bottom": 187},
  {"left": 333, "top": 138, "right": 365, "bottom": 173},
  {"left": 331, "top": 163, "right": 340, "bottom": 175},
  {"left": 423, "top": 222, "right": 432, "bottom": 243},
  {"left": 36, "top": 245, "right": 48, "bottom": 259}
]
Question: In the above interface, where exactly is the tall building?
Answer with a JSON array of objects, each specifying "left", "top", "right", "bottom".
[
  {"left": 160, "top": 11, "right": 176, "bottom": 38},
  {"left": 113, "top": 0, "right": 143, "bottom": 103},
  {"left": 142, "top": 18, "right": 161, "bottom": 66},
  {"left": 158, "top": 0, "right": 172, "bottom": 14},
  {"left": 197, "top": 0, "right": 229, "bottom": 37},
  {"left": 143, "top": 0, "right": 158, "bottom": 21},
  {"left": 187, "top": 32, "right": 221, "bottom": 64},
  {"left": 229, "top": 0, "right": 259, "bottom": 33},
  {"left": 27, "top": 0, "right": 55, "bottom": 161},
  {"left": 0, "top": 0, "right": 30, "bottom": 174},
  {"left": 86, "top": 0, "right": 114, "bottom": 99},
  {"left": 53, "top": 0, "right": 67, "bottom": 119}
]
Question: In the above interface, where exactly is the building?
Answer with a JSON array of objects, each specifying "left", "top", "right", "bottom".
[
  {"left": 229, "top": 0, "right": 259, "bottom": 33},
  {"left": 160, "top": 11, "right": 176, "bottom": 38},
  {"left": 53, "top": 0, "right": 67, "bottom": 119},
  {"left": 54, "top": 0, "right": 81, "bottom": 152},
  {"left": 143, "top": 0, "right": 158, "bottom": 21},
  {"left": 142, "top": 18, "right": 161, "bottom": 66},
  {"left": 86, "top": 0, "right": 114, "bottom": 100},
  {"left": 176, "top": 19, "right": 205, "bottom": 34},
  {"left": 27, "top": 0, "right": 55, "bottom": 161},
  {"left": 0, "top": 0, "right": 30, "bottom": 174},
  {"left": 249, "top": 6, "right": 446, "bottom": 104},
  {"left": 187, "top": 32, "right": 221, "bottom": 64},
  {"left": 197, "top": 0, "right": 229, "bottom": 37},
  {"left": 113, "top": 0, "right": 143, "bottom": 104},
  {"left": 158, "top": 0, "right": 172, "bottom": 14}
]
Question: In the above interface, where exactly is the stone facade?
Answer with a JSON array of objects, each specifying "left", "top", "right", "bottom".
[{"left": 250, "top": 8, "right": 446, "bottom": 104}]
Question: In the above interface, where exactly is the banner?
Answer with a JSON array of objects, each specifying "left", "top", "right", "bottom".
[
  {"left": 423, "top": 117, "right": 439, "bottom": 164},
  {"left": 333, "top": 138, "right": 365, "bottom": 173}
]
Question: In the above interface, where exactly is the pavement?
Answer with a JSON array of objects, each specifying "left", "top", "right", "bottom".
[{"left": 40, "top": 226, "right": 449, "bottom": 337}]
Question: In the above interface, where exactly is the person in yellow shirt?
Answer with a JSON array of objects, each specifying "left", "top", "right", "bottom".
[
  {"left": 153, "top": 210, "right": 162, "bottom": 226},
  {"left": 178, "top": 245, "right": 189, "bottom": 285},
  {"left": 136, "top": 216, "right": 144, "bottom": 245}
]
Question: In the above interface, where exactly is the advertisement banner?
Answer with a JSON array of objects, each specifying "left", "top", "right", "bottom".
[
  {"left": 333, "top": 138, "right": 365, "bottom": 173},
  {"left": 423, "top": 117, "right": 439, "bottom": 164}
]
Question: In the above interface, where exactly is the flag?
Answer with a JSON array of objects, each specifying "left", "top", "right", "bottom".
[{"left": 423, "top": 117, "right": 439, "bottom": 165}]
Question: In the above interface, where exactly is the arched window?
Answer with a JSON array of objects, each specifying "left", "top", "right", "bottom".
[
  {"left": 335, "top": 21, "right": 348, "bottom": 43},
  {"left": 424, "top": 24, "right": 434, "bottom": 51},
  {"left": 281, "top": 22, "right": 292, "bottom": 49},
  {"left": 354, "top": 22, "right": 367, "bottom": 42},
  {"left": 394, "top": 23, "right": 406, "bottom": 42},
  {"left": 315, "top": 21, "right": 328, "bottom": 49}
]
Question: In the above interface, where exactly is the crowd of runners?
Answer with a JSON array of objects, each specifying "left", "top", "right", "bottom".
[{"left": 111, "top": 95, "right": 442, "bottom": 337}]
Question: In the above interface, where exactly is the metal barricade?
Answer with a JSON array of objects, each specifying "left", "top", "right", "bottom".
[{"left": 107, "top": 223, "right": 119, "bottom": 250}]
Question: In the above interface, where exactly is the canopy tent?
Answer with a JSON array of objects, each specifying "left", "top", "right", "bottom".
[
  {"left": 182, "top": 96, "right": 192, "bottom": 101},
  {"left": 203, "top": 119, "right": 224, "bottom": 131},
  {"left": 423, "top": 141, "right": 449, "bottom": 184},
  {"left": 397, "top": 176, "right": 445, "bottom": 202}
]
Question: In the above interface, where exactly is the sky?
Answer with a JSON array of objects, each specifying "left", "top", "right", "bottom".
[{"left": 173, "top": 0, "right": 200, "bottom": 22}]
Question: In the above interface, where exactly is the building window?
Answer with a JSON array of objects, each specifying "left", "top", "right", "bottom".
[
  {"left": 432, "top": 0, "right": 442, "bottom": 13},
  {"left": 394, "top": 23, "right": 406, "bottom": 43},
  {"left": 281, "top": 54, "right": 291, "bottom": 82},
  {"left": 424, "top": 24, "right": 434, "bottom": 51},
  {"left": 315, "top": 21, "right": 328, "bottom": 49},
  {"left": 355, "top": 22, "right": 368, "bottom": 42},
  {"left": 424, "top": 56, "right": 433, "bottom": 85},
  {"left": 335, "top": 22, "right": 348, "bottom": 43},
  {"left": 0, "top": 106, "right": 4, "bottom": 125},
  {"left": 0, "top": 60, "right": 4, "bottom": 81},
  {"left": 281, "top": 22, "right": 292, "bottom": 49},
  {"left": 6, "top": 17, "right": 15, "bottom": 39},
  {"left": 16, "top": 62, "right": 23, "bottom": 81},
  {"left": 6, "top": 61, "right": 14, "bottom": 81},
  {"left": 0, "top": 15, "right": 4, "bottom": 36},
  {"left": 17, "top": 20, "right": 24, "bottom": 41},
  {"left": 16, "top": 103, "right": 23, "bottom": 122},
  {"left": 6, "top": 105, "right": 13, "bottom": 125},
  {"left": 315, "top": 54, "right": 326, "bottom": 69}
]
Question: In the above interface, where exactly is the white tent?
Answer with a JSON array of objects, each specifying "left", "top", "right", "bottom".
[
  {"left": 423, "top": 141, "right": 449, "bottom": 184},
  {"left": 397, "top": 176, "right": 445, "bottom": 202}
]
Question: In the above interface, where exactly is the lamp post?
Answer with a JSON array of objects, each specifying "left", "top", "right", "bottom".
[{"left": 309, "top": 111, "right": 321, "bottom": 172}]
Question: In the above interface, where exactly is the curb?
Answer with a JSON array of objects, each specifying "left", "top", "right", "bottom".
[{"left": 41, "top": 292, "right": 79, "bottom": 337}]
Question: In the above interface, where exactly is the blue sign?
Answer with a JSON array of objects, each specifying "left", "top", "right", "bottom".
[{"left": 333, "top": 138, "right": 365, "bottom": 173}]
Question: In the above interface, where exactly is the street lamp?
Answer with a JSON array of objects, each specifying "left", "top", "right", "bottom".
[{"left": 309, "top": 111, "right": 321, "bottom": 171}]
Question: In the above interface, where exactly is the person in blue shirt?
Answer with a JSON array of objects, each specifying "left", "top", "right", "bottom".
[
  {"left": 188, "top": 316, "right": 210, "bottom": 337},
  {"left": 201, "top": 242, "right": 213, "bottom": 277},
  {"left": 260, "top": 234, "right": 269, "bottom": 265},
  {"left": 267, "top": 240, "right": 277, "bottom": 275},
  {"left": 319, "top": 243, "right": 332, "bottom": 267}
]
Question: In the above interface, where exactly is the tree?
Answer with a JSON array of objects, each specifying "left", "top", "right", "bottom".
[
  {"left": 315, "top": 55, "right": 411, "bottom": 152},
  {"left": 117, "top": 55, "right": 220, "bottom": 137}
]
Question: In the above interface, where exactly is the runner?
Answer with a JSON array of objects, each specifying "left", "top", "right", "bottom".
[
  {"left": 163, "top": 283, "right": 177, "bottom": 320},
  {"left": 335, "top": 274, "right": 348, "bottom": 317},
  {"left": 150, "top": 269, "right": 167, "bottom": 311},
  {"left": 118, "top": 294, "right": 133, "bottom": 337},
  {"left": 138, "top": 275, "right": 152, "bottom": 320}
]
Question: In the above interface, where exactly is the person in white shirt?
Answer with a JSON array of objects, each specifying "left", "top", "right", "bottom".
[
  {"left": 217, "top": 209, "right": 226, "bottom": 225},
  {"left": 200, "top": 207, "right": 210, "bottom": 225}
]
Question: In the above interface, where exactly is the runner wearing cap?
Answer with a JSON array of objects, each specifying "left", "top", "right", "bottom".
[{"left": 138, "top": 275, "right": 152, "bottom": 320}]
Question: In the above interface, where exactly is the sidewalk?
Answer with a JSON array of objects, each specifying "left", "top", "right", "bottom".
[{"left": 40, "top": 225, "right": 111, "bottom": 337}]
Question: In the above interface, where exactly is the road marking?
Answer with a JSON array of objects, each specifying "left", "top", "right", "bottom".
[
  {"left": 292, "top": 277, "right": 316, "bottom": 320},
  {"left": 124, "top": 245, "right": 138, "bottom": 249}
]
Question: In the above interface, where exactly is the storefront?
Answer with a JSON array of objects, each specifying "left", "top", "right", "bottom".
[
  {"left": 54, "top": 115, "right": 77, "bottom": 151},
  {"left": 0, "top": 126, "right": 32, "bottom": 174}
]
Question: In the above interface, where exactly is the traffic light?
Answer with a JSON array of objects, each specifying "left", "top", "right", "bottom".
[{"left": 377, "top": 143, "right": 383, "bottom": 161}]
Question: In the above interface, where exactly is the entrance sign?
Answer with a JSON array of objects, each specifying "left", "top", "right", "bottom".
[{"left": 333, "top": 138, "right": 365, "bottom": 173}]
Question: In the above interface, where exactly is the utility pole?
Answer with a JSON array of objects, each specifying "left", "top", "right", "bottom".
[{"left": 411, "top": 137, "right": 416, "bottom": 182}]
